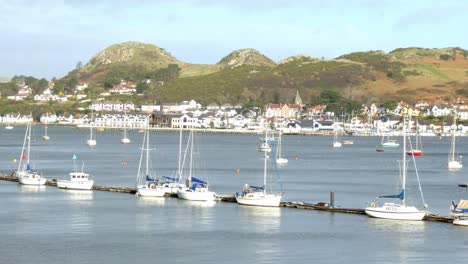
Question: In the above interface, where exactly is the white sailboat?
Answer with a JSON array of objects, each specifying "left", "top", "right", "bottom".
[
  {"left": 177, "top": 129, "right": 217, "bottom": 201},
  {"left": 236, "top": 123, "right": 283, "bottom": 207},
  {"left": 332, "top": 125, "right": 342, "bottom": 148},
  {"left": 275, "top": 130, "right": 288, "bottom": 164},
  {"left": 120, "top": 111, "right": 130, "bottom": 144},
  {"left": 407, "top": 119, "right": 423, "bottom": 156},
  {"left": 379, "top": 134, "right": 399, "bottom": 148},
  {"left": 57, "top": 154, "right": 94, "bottom": 190},
  {"left": 5, "top": 124, "right": 13, "bottom": 130},
  {"left": 42, "top": 119, "right": 50, "bottom": 141},
  {"left": 135, "top": 120, "right": 165, "bottom": 197},
  {"left": 161, "top": 125, "right": 186, "bottom": 194},
  {"left": 448, "top": 113, "right": 462, "bottom": 170},
  {"left": 17, "top": 122, "right": 47, "bottom": 185},
  {"left": 86, "top": 112, "right": 96, "bottom": 146},
  {"left": 365, "top": 117, "right": 427, "bottom": 221}
]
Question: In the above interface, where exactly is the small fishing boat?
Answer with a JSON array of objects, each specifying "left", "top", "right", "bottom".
[{"left": 57, "top": 155, "right": 94, "bottom": 190}]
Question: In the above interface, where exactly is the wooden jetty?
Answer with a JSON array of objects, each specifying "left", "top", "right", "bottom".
[{"left": 0, "top": 173, "right": 453, "bottom": 223}]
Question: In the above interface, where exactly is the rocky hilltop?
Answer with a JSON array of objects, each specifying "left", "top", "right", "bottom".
[{"left": 217, "top": 48, "right": 276, "bottom": 68}]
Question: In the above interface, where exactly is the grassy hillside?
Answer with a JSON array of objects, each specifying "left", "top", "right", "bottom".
[{"left": 60, "top": 43, "right": 468, "bottom": 105}]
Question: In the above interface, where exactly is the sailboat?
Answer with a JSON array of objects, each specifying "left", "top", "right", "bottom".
[
  {"left": 135, "top": 120, "right": 165, "bottom": 197},
  {"left": 448, "top": 113, "right": 462, "bottom": 170},
  {"left": 407, "top": 119, "right": 423, "bottom": 156},
  {"left": 276, "top": 130, "right": 288, "bottom": 164},
  {"left": 236, "top": 122, "right": 283, "bottom": 207},
  {"left": 365, "top": 117, "right": 427, "bottom": 221},
  {"left": 17, "top": 122, "right": 47, "bottom": 185},
  {"left": 177, "top": 129, "right": 217, "bottom": 201},
  {"left": 86, "top": 112, "right": 96, "bottom": 146},
  {"left": 379, "top": 134, "right": 399, "bottom": 148},
  {"left": 42, "top": 119, "right": 50, "bottom": 141},
  {"left": 57, "top": 154, "right": 94, "bottom": 190},
  {"left": 5, "top": 124, "right": 13, "bottom": 129},
  {"left": 161, "top": 125, "right": 186, "bottom": 194},
  {"left": 451, "top": 184, "right": 468, "bottom": 226},
  {"left": 332, "top": 125, "right": 342, "bottom": 148},
  {"left": 120, "top": 111, "right": 130, "bottom": 144}
]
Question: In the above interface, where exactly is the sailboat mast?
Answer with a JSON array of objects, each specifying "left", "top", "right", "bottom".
[
  {"left": 123, "top": 111, "right": 127, "bottom": 138},
  {"left": 189, "top": 129, "right": 194, "bottom": 181},
  {"left": 27, "top": 122, "right": 31, "bottom": 165},
  {"left": 178, "top": 124, "right": 183, "bottom": 177},
  {"left": 402, "top": 118, "right": 407, "bottom": 205},
  {"left": 263, "top": 118, "right": 268, "bottom": 194},
  {"left": 145, "top": 123, "right": 150, "bottom": 177},
  {"left": 451, "top": 114, "right": 456, "bottom": 162}
]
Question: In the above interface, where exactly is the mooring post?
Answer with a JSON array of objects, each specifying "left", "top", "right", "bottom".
[{"left": 330, "top": 191, "right": 335, "bottom": 208}]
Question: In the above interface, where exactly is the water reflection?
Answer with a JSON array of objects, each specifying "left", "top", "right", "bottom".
[
  {"left": 61, "top": 189, "right": 94, "bottom": 201},
  {"left": 178, "top": 199, "right": 216, "bottom": 208},
  {"left": 367, "top": 218, "right": 426, "bottom": 233},
  {"left": 136, "top": 196, "right": 166, "bottom": 206},
  {"left": 17, "top": 185, "right": 46, "bottom": 193}
]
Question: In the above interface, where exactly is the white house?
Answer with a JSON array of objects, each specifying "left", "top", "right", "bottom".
[
  {"left": 141, "top": 104, "right": 161, "bottom": 113},
  {"left": 171, "top": 114, "right": 201, "bottom": 128}
]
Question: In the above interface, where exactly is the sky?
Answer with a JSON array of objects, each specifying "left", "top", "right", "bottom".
[{"left": 0, "top": 0, "right": 467, "bottom": 79}]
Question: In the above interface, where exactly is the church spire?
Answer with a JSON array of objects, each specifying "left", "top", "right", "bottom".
[{"left": 294, "top": 90, "right": 303, "bottom": 107}]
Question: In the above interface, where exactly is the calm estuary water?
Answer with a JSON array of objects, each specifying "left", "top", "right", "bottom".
[{"left": 0, "top": 125, "right": 467, "bottom": 263}]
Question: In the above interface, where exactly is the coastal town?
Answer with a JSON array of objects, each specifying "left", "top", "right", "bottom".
[{"left": 1, "top": 79, "right": 467, "bottom": 136}]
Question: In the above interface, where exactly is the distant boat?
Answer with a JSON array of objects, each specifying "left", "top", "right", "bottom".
[
  {"left": 5, "top": 125, "right": 13, "bottom": 130},
  {"left": 407, "top": 119, "right": 423, "bottom": 156},
  {"left": 17, "top": 122, "right": 47, "bottom": 186},
  {"left": 86, "top": 112, "right": 97, "bottom": 146},
  {"left": 379, "top": 135, "right": 399, "bottom": 148},
  {"left": 42, "top": 121, "right": 50, "bottom": 141},
  {"left": 57, "top": 155, "right": 94, "bottom": 190},
  {"left": 236, "top": 120, "right": 283, "bottom": 207},
  {"left": 453, "top": 216, "right": 468, "bottom": 226},
  {"left": 135, "top": 118, "right": 165, "bottom": 197},
  {"left": 120, "top": 111, "right": 130, "bottom": 144},
  {"left": 342, "top": 140, "right": 354, "bottom": 145},
  {"left": 97, "top": 127, "right": 105, "bottom": 132},
  {"left": 365, "top": 117, "right": 427, "bottom": 221},
  {"left": 448, "top": 113, "right": 462, "bottom": 170},
  {"left": 275, "top": 130, "right": 288, "bottom": 165},
  {"left": 332, "top": 125, "right": 342, "bottom": 148},
  {"left": 258, "top": 141, "right": 272, "bottom": 152},
  {"left": 177, "top": 129, "right": 217, "bottom": 201}
]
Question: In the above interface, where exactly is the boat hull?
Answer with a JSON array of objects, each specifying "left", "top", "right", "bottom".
[
  {"left": 236, "top": 192, "right": 282, "bottom": 207},
  {"left": 18, "top": 175, "right": 47, "bottom": 186},
  {"left": 136, "top": 185, "right": 166, "bottom": 197},
  {"left": 120, "top": 138, "right": 130, "bottom": 144},
  {"left": 86, "top": 139, "right": 96, "bottom": 146},
  {"left": 407, "top": 150, "right": 423, "bottom": 156},
  {"left": 333, "top": 142, "right": 342, "bottom": 148},
  {"left": 448, "top": 161, "right": 463, "bottom": 170},
  {"left": 57, "top": 180, "right": 94, "bottom": 190},
  {"left": 380, "top": 143, "right": 399, "bottom": 148},
  {"left": 365, "top": 204, "right": 426, "bottom": 221},
  {"left": 276, "top": 158, "right": 288, "bottom": 164},
  {"left": 453, "top": 217, "right": 468, "bottom": 226},
  {"left": 177, "top": 189, "right": 216, "bottom": 201}
]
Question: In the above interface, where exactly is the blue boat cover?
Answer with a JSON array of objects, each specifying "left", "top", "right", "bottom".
[
  {"left": 162, "top": 176, "right": 180, "bottom": 182},
  {"left": 379, "top": 189, "right": 404, "bottom": 200},
  {"left": 26, "top": 164, "right": 37, "bottom": 173},
  {"left": 191, "top": 183, "right": 198, "bottom": 191},
  {"left": 146, "top": 175, "right": 157, "bottom": 182},
  {"left": 190, "top": 176, "right": 207, "bottom": 184}
]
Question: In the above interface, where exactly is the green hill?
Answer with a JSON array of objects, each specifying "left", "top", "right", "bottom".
[{"left": 59, "top": 43, "right": 468, "bottom": 105}]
